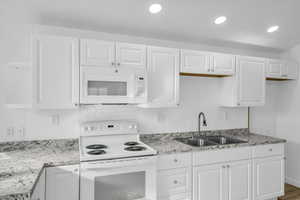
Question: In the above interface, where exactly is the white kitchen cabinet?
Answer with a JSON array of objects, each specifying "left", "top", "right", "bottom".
[
  {"left": 157, "top": 153, "right": 192, "bottom": 200},
  {"left": 33, "top": 35, "right": 79, "bottom": 109},
  {"left": 80, "top": 39, "right": 146, "bottom": 69},
  {"left": 283, "top": 60, "right": 298, "bottom": 80},
  {"left": 31, "top": 170, "right": 45, "bottom": 200},
  {"left": 227, "top": 160, "right": 252, "bottom": 200},
  {"left": 193, "top": 160, "right": 251, "bottom": 200},
  {"left": 141, "top": 46, "right": 180, "bottom": 107},
  {"left": 221, "top": 56, "right": 266, "bottom": 107},
  {"left": 116, "top": 42, "right": 146, "bottom": 68},
  {"left": 80, "top": 39, "right": 115, "bottom": 67},
  {"left": 180, "top": 50, "right": 235, "bottom": 76},
  {"left": 266, "top": 59, "right": 298, "bottom": 80},
  {"left": 181, "top": 50, "right": 210, "bottom": 74},
  {"left": 46, "top": 165, "right": 79, "bottom": 200},
  {"left": 253, "top": 156, "right": 285, "bottom": 200},
  {"left": 193, "top": 163, "right": 226, "bottom": 200},
  {"left": 211, "top": 53, "right": 236, "bottom": 75}
]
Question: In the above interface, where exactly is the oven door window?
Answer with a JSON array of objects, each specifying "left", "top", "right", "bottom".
[
  {"left": 87, "top": 81, "right": 127, "bottom": 96},
  {"left": 95, "top": 171, "right": 146, "bottom": 200}
]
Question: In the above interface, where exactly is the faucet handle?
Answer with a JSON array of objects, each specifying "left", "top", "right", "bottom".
[{"left": 203, "top": 120, "right": 207, "bottom": 127}]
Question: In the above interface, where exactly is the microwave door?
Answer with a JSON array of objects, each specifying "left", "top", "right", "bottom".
[{"left": 80, "top": 68, "right": 135, "bottom": 104}]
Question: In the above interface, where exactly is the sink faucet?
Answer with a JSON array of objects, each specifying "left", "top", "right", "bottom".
[{"left": 198, "top": 112, "right": 207, "bottom": 137}]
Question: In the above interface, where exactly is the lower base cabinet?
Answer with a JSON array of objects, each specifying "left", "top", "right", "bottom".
[
  {"left": 193, "top": 160, "right": 252, "bottom": 200},
  {"left": 253, "top": 156, "right": 285, "bottom": 200},
  {"left": 45, "top": 165, "right": 79, "bottom": 200}
]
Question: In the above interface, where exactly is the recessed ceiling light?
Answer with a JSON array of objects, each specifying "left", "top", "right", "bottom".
[
  {"left": 149, "top": 4, "right": 162, "bottom": 14},
  {"left": 267, "top": 25, "right": 279, "bottom": 33},
  {"left": 214, "top": 16, "right": 227, "bottom": 25}
]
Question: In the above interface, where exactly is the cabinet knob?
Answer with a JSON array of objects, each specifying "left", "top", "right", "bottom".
[
  {"left": 227, "top": 165, "right": 230, "bottom": 168},
  {"left": 173, "top": 180, "right": 178, "bottom": 184},
  {"left": 269, "top": 148, "right": 273, "bottom": 152},
  {"left": 222, "top": 165, "right": 226, "bottom": 169},
  {"left": 74, "top": 168, "right": 79, "bottom": 172},
  {"left": 117, "top": 63, "right": 121, "bottom": 66},
  {"left": 174, "top": 159, "right": 178, "bottom": 163},
  {"left": 111, "top": 62, "right": 115, "bottom": 66},
  {"left": 208, "top": 68, "right": 211, "bottom": 72}
]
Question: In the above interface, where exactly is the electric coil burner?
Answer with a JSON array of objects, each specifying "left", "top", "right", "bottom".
[
  {"left": 124, "top": 141, "right": 140, "bottom": 146},
  {"left": 86, "top": 144, "right": 107, "bottom": 149},
  {"left": 124, "top": 146, "right": 147, "bottom": 151},
  {"left": 87, "top": 149, "right": 106, "bottom": 155},
  {"left": 80, "top": 121, "right": 157, "bottom": 161}
]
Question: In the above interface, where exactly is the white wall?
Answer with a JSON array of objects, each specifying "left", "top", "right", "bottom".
[
  {"left": 0, "top": 24, "right": 281, "bottom": 142},
  {"left": 275, "top": 45, "right": 300, "bottom": 187}
]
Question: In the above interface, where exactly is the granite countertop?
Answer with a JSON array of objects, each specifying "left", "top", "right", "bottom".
[
  {"left": 141, "top": 129, "right": 286, "bottom": 154},
  {"left": 0, "top": 129, "right": 286, "bottom": 200},
  {"left": 0, "top": 139, "right": 79, "bottom": 200}
]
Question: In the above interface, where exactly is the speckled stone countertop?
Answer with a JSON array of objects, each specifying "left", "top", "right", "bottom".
[
  {"left": 0, "top": 129, "right": 286, "bottom": 200},
  {"left": 0, "top": 139, "right": 79, "bottom": 200},
  {"left": 141, "top": 129, "right": 286, "bottom": 154}
]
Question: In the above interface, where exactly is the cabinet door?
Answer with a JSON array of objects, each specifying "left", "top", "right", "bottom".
[
  {"left": 227, "top": 160, "right": 252, "bottom": 200},
  {"left": 211, "top": 53, "right": 236, "bottom": 75},
  {"left": 33, "top": 35, "right": 79, "bottom": 109},
  {"left": 282, "top": 61, "right": 298, "bottom": 80},
  {"left": 145, "top": 46, "right": 179, "bottom": 107},
  {"left": 116, "top": 42, "right": 146, "bottom": 68},
  {"left": 266, "top": 59, "right": 283, "bottom": 78},
  {"left": 237, "top": 56, "right": 266, "bottom": 106},
  {"left": 31, "top": 170, "right": 45, "bottom": 200},
  {"left": 46, "top": 165, "right": 79, "bottom": 200},
  {"left": 253, "top": 157, "right": 285, "bottom": 200},
  {"left": 193, "top": 164, "right": 226, "bottom": 200},
  {"left": 181, "top": 50, "right": 210, "bottom": 74},
  {"left": 80, "top": 39, "right": 115, "bottom": 67}
]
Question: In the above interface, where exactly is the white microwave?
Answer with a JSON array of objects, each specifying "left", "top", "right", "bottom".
[{"left": 80, "top": 67, "right": 147, "bottom": 104}]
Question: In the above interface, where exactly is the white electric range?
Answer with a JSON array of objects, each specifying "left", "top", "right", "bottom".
[{"left": 79, "top": 120, "right": 157, "bottom": 200}]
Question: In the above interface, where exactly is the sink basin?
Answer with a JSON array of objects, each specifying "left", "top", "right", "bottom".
[
  {"left": 206, "top": 136, "right": 247, "bottom": 145},
  {"left": 175, "top": 136, "right": 247, "bottom": 147},
  {"left": 175, "top": 137, "right": 217, "bottom": 147}
]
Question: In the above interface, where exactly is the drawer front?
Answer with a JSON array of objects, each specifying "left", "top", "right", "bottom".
[
  {"left": 252, "top": 143, "right": 284, "bottom": 158},
  {"left": 158, "top": 168, "right": 191, "bottom": 198},
  {"left": 157, "top": 152, "right": 192, "bottom": 170},
  {"left": 193, "top": 147, "right": 252, "bottom": 166},
  {"left": 158, "top": 193, "right": 191, "bottom": 200}
]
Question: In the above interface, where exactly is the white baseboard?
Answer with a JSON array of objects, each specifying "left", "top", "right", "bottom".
[{"left": 286, "top": 176, "right": 300, "bottom": 187}]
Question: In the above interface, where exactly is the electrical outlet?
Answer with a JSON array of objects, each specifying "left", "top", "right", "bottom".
[
  {"left": 16, "top": 127, "right": 25, "bottom": 138},
  {"left": 51, "top": 115, "right": 60, "bottom": 125},
  {"left": 6, "top": 127, "right": 14, "bottom": 137}
]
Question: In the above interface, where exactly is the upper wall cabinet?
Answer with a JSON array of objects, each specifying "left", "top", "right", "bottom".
[
  {"left": 80, "top": 39, "right": 115, "bottom": 67},
  {"left": 266, "top": 59, "right": 298, "bottom": 80},
  {"left": 221, "top": 56, "right": 266, "bottom": 107},
  {"left": 80, "top": 39, "right": 146, "bottom": 68},
  {"left": 180, "top": 50, "right": 235, "bottom": 76},
  {"left": 141, "top": 46, "right": 180, "bottom": 107},
  {"left": 33, "top": 35, "right": 79, "bottom": 109}
]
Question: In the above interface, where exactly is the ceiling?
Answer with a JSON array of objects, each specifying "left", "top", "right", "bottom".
[{"left": 1, "top": 0, "right": 300, "bottom": 52}]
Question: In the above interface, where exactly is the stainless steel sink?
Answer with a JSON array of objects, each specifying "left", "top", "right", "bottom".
[
  {"left": 175, "top": 137, "right": 217, "bottom": 147},
  {"left": 206, "top": 136, "right": 247, "bottom": 145},
  {"left": 175, "top": 136, "right": 247, "bottom": 147}
]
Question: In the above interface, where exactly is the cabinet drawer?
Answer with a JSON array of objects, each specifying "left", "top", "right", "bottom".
[
  {"left": 158, "top": 168, "right": 191, "bottom": 197},
  {"left": 252, "top": 144, "right": 284, "bottom": 158},
  {"left": 193, "top": 147, "right": 251, "bottom": 166},
  {"left": 157, "top": 153, "right": 191, "bottom": 170}
]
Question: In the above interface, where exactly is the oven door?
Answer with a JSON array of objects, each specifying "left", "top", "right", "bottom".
[
  {"left": 80, "top": 157, "right": 157, "bottom": 200},
  {"left": 80, "top": 67, "right": 146, "bottom": 104}
]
